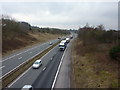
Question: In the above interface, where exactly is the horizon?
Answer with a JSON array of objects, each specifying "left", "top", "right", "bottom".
[{"left": 1, "top": 1, "right": 118, "bottom": 30}]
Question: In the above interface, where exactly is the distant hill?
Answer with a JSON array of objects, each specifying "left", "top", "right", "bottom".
[
  {"left": 2, "top": 18, "right": 37, "bottom": 54},
  {"left": 2, "top": 15, "right": 69, "bottom": 55}
]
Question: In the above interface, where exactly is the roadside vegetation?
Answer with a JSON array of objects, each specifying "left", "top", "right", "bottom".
[
  {"left": 71, "top": 23, "right": 120, "bottom": 88},
  {"left": 2, "top": 15, "right": 70, "bottom": 55}
]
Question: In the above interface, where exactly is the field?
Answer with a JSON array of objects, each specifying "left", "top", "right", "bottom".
[
  {"left": 71, "top": 38, "right": 119, "bottom": 88},
  {"left": 71, "top": 25, "right": 119, "bottom": 88}
]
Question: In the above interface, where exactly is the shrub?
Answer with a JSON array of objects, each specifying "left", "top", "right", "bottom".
[
  {"left": 78, "top": 24, "right": 118, "bottom": 45},
  {"left": 109, "top": 46, "right": 120, "bottom": 60}
]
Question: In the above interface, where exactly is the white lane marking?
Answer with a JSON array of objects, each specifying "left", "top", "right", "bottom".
[
  {"left": 18, "top": 57, "right": 22, "bottom": 60},
  {"left": 1, "top": 44, "right": 53, "bottom": 79},
  {"left": 4, "top": 43, "right": 59, "bottom": 86},
  {"left": 16, "top": 53, "right": 20, "bottom": 56},
  {"left": 2, "top": 40, "right": 57, "bottom": 62},
  {"left": 0, "top": 66, "right": 5, "bottom": 69},
  {"left": 51, "top": 45, "right": 68, "bottom": 90},
  {"left": 51, "top": 58, "right": 53, "bottom": 60},
  {"left": 2, "top": 43, "right": 47, "bottom": 62},
  {"left": 7, "top": 44, "right": 59, "bottom": 88},
  {"left": 42, "top": 67, "right": 46, "bottom": 71},
  {"left": 2, "top": 55, "right": 16, "bottom": 61},
  {"left": 8, "top": 67, "right": 32, "bottom": 88},
  {"left": 0, "top": 50, "right": 44, "bottom": 79}
]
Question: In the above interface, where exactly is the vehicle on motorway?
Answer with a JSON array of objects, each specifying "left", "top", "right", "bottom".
[
  {"left": 49, "top": 42, "right": 53, "bottom": 45},
  {"left": 21, "top": 85, "right": 33, "bottom": 90},
  {"left": 59, "top": 43, "right": 66, "bottom": 51},
  {"left": 61, "top": 40, "right": 67, "bottom": 44},
  {"left": 66, "top": 38, "right": 70, "bottom": 43},
  {"left": 59, "top": 40, "right": 67, "bottom": 51},
  {"left": 58, "top": 37, "right": 61, "bottom": 39},
  {"left": 70, "top": 35, "right": 73, "bottom": 39},
  {"left": 62, "top": 38, "right": 66, "bottom": 40},
  {"left": 61, "top": 40, "right": 67, "bottom": 46},
  {"left": 32, "top": 59, "right": 42, "bottom": 69}
]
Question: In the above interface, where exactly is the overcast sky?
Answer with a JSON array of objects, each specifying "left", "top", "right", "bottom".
[{"left": 1, "top": 0, "right": 119, "bottom": 30}]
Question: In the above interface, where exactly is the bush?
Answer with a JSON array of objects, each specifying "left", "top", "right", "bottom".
[
  {"left": 109, "top": 46, "right": 120, "bottom": 60},
  {"left": 78, "top": 24, "right": 118, "bottom": 45}
]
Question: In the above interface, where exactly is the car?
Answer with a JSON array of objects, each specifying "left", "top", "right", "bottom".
[
  {"left": 58, "top": 37, "right": 61, "bottom": 39},
  {"left": 21, "top": 85, "right": 33, "bottom": 90},
  {"left": 32, "top": 59, "right": 42, "bottom": 69},
  {"left": 70, "top": 35, "right": 73, "bottom": 39},
  {"left": 49, "top": 42, "right": 53, "bottom": 45}
]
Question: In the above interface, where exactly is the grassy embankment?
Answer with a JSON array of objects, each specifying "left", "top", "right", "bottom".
[
  {"left": 2, "top": 17, "right": 68, "bottom": 56},
  {"left": 3, "top": 32, "right": 62, "bottom": 56},
  {"left": 71, "top": 25, "right": 119, "bottom": 88}
]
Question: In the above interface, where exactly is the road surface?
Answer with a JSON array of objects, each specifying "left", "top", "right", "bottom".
[
  {"left": 54, "top": 38, "right": 72, "bottom": 88},
  {"left": 7, "top": 45, "right": 64, "bottom": 89},
  {"left": 3, "top": 35, "right": 75, "bottom": 89},
  {"left": 1, "top": 39, "right": 59, "bottom": 78}
]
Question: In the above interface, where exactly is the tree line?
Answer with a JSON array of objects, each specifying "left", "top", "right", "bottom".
[
  {"left": 78, "top": 23, "right": 120, "bottom": 60},
  {"left": 2, "top": 15, "right": 70, "bottom": 37}
]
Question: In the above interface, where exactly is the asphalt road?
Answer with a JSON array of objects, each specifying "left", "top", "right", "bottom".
[
  {"left": 55, "top": 37, "right": 75, "bottom": 88},
  {"left": 3, "top": 35, "right": 76, "bottom": 90},
  {"left": 7, "top": 44, "right": 64, "bottom": 89},
  {"left": 1, "top": 39, "right": 59, "bottom": 77}
]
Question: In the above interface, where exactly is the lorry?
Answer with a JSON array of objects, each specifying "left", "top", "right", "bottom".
[
  {"left": 66, "top": 38, "right": 70, "bottom": 43},
  {"left": 59, "top": 40, "right": 67, "bottom": 51}
]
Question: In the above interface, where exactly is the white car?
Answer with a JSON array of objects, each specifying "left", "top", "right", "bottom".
[
  {"left": 21, "top": 85, "right": 33, "bottom": 90},
  {"left": 49, "top": 42, "right": 53, "bottom": 45},
  {"left": 32, "top": 59, "right": 42, "bottom": 69}
]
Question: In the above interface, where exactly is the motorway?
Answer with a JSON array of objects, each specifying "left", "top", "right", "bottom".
[
  {"left": 7, "top": 44, "right": 64, "bottom": 89},
  {"left": 1, "top": 39, "right": 59, "bottom": 78},
  {"left": 2, "top": 35, "right": 75, "bottom": 89},
  {"left": 55, "top": 38, "right": 72, "bottom": 88}
]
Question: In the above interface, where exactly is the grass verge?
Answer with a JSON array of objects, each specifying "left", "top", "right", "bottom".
[
  {"left": 3, "top": 32, "right": 63, "bottom": 56},
  {"left": 71, "top": 38, "right": 119, "bottom": 88}
]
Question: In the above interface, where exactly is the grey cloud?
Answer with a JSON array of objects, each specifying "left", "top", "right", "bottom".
[{"left": 1, "top": 2, "right": 118, "bottom": 30}]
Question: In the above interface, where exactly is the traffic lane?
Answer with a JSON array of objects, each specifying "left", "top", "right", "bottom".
[
  {"left": 9, "top": 45, "right": 59, "bottom": 88},
  {"left": 55, "top": 40, "right": 72, "bottom": 88},
  {"left": 2, "top": 39, "right": 58, "bottom": 63},
  {"left": 2, "top": 39, "right": 59, "bottom": 76},
  {"left": 9, "top": 46, "right": 59, "bottom": 88},
  {"left": 32, "top": 50, "right": 64, "bottom": 88},
  {"left": 2, "top": 42, "right": 49, "bottom": 76},
  {"left": 2, "top": 42, "right": 45, "bottom": 61},
  {"left": 2, "top": 39, "right": 58, "bottom": 61}
]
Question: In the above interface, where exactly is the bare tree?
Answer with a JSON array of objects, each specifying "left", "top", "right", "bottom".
[{"left": 97, "top": 24, "right": 105, "bottom": 30}]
